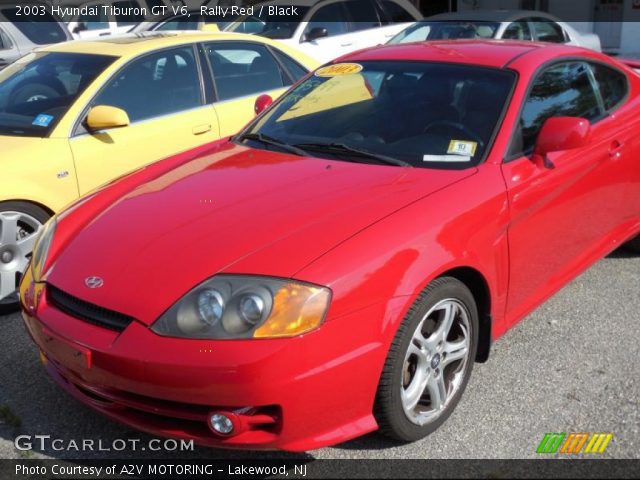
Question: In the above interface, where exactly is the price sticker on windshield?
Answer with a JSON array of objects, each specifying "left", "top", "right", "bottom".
[
  {"left": 315, "top": 63, "right": 363, "bottom": 77},
  {"left": 447, "top": 140, "right": 477, "bottom": 157}
]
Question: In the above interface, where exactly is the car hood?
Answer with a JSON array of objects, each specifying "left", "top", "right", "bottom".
[{"left": 47, "top": 142, "right": 475, "bottom": 324}]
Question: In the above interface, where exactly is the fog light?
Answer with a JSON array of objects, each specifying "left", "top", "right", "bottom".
[{"left": 209, "top": 413, "right": 234, "bottom": 435}]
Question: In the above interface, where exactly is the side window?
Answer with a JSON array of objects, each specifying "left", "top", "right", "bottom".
[
  {"left": 272, "top": 49, "right": 309, "bottom": 82},
  {"left": 502, "top": 21, "right": 532, "bottom": 41},
  {"left": 205, "top": 42, "right": 288, "bottom": 101},
  {"left": 590, "top": 63, "right": 628, "bottom": 111},
  {"left": 531, "top": 19, "right": 566, "bottom": 43},
  {"left": 380, "top": 0, "right": 415, "bottom": 23},
  {"left": 78, "top": 8, "right": 109, "bottom": 30},
  {"left": 304, "top": 3, "right": 350, "bottom": 38},
  {"left": 518, "top": 62, "right": 602, "bottom": 154},
  {"left": 93, "top": 47, "right": 201, "bottom": 122},
  {"left": 114, "top": 0, "right": 144, "bottom": 26},
  {"left": 0, "top": 28, "right": 12, "bottom": 50},
  {"left": 344, "top": 0, "right": 380, "bottom": 32}
]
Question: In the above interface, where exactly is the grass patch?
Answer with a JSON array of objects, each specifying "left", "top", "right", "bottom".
[{"left": 0, "top": 405, "right": 21, "bottom": 428}]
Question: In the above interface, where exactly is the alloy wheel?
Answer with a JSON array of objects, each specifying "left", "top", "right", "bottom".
[
  {"left": 400, "top": 298, "right": 471, "bottom": 425},
  {"left": 0, "top": 211, "right": 42, "bottom": 304}
]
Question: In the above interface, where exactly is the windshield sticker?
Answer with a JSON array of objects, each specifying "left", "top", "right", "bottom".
[
  {"left": 447, "top": 140, "right": 477, "bottom": 157},
  {"left": 423, "top": 154, "right": 471, "bottom": 162},
  {"left": 32, "top": 114, "right": 54, "bottom": 128},
  {"left": 315, "top": 63, "right": 363, "bottom": 77}
]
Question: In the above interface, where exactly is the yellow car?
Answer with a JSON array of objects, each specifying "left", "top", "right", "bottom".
[{"left": 0, "top": 32, "right": 318, "bottom": 311}]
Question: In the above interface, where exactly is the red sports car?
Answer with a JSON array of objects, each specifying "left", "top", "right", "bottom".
[{"left": 20, "top": 40, "right": 640, "bottom": 451}]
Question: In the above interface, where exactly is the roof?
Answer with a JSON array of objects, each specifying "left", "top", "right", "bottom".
[
  {"left": 41, "top": 31, "right": 279, "bottom": 58},
  {"left": 426, "top": 9, "right": 558, "bottom": 23},
  {"left": 344, "top": 40, "right": 545, "bottom": 69}
]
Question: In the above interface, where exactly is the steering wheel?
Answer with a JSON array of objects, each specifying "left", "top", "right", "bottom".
[{"left": 423, "top": 121, "right": 485, "bottom": 150}]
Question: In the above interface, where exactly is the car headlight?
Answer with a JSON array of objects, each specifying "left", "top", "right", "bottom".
[
  {"left": 31, "top": 217, "right": 57, "bottom": 282},
  {"left": 151, "top": 275, "right": 331, "bottom": 339}
]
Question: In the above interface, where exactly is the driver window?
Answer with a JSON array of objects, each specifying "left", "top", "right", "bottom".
[
  {"left": 0, "top": 28, "right": 12, "bottom": 50},
  {"left": 511, "top": 62, "right": 602, "bottom": 157},
  {"left": 502, "top": 21, "right": 532, "bottom": 41},
  {"left": 78, "top": 8, "right": 109, "bottom": 30},
  {"left": 304, "top": 3, "right": 350, "bottom": 38},
  {"left": 92, "top": 47, "right": 202, "bottom": 123}
]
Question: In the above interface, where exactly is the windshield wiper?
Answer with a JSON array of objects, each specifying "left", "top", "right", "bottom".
[
  {"left": 237, "top": 132, "right": 308, "bottom": 157},
  {"left": 294, "top": 142, "right": 411, "bottom": 167}
]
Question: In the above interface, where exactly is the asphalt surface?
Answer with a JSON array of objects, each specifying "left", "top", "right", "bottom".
[{"left": 0, "top": 250, "right": 638, "bottom": 461}]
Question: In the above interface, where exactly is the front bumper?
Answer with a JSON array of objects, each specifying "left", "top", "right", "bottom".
[{"left": 20, "top": 270, "right": 403, "bottom": 451}]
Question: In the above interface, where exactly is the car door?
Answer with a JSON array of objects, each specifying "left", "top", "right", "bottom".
[
  {"left": 502, "top": 61, "right": 630, "bottom": 326},
  {"left": 295, "top": 1, "right": 353, "bottom": 63},
  {"left": 203, "top": 41, "right": 307, "bottom": 138},
  {"left": 0, "top": 26, "right": 19, "bottom": 69},
  {"left": 69, "top": 45, "right": 220, "bottom": 195}
]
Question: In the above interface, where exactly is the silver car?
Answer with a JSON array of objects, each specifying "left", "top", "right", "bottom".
[{"left": 0, "top": 5, "right": 72, "bottom": 70}]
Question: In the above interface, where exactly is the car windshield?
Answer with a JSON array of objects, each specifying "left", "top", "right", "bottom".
[
  {"left": 0, "top": 52, "right": 115, "bottom": 137},
  {"left": 389, "top": 21, "right": 500, "bottom": 44},
  {"left": 242, "top": 61, "right": 515, "bottom": 169},
  {"left": 225, "top": 8, "right": 310, "bottom": 39}
]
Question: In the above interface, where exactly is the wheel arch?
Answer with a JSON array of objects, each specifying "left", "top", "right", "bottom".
[
  {"left": 436, "top": 266, "right": 492, "bottom": 363},
  {"left": 0, "top": 198, "right": 55, "bottom": 217}
]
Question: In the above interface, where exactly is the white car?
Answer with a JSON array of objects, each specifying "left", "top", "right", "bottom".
[
  {"left": 66, "top": 0, "right": 182, "bottom": 39},
  {"left": 388, "top": 10, "right": 601, "bottom": 52},
  {"left": 0, "top": 4, "right": 72, "bottom": 70},
  {"left": 225, "top": 0, "right": 422, "bottom": 63}
]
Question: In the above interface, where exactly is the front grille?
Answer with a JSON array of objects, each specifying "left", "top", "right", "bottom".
[{"left": 47, "top": 285, "right": 134, "bottom": 332}]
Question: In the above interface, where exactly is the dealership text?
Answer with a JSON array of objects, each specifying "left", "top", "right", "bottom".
[{"left": 16, "top": 464, "right": 305, "bottom": 477}]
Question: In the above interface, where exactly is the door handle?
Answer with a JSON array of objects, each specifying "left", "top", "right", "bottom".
[
  {"left": 192, "top": 124, "right": 211, "bottom": 135},
  {"left": 340, "top": 42, "right": 354, "bottom": 47},
  {"left": 609, "top": 140, "right": 624, "bottom": 159}
]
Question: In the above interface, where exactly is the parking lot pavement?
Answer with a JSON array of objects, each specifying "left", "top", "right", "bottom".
[{"left": 0, "top": 250, "right": 638, "bottom": 461}]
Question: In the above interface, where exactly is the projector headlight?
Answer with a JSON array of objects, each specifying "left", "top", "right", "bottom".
[
  {"left": 31, "top": 217, "right": 57, "bottom": 282},
  {"left": 151, "top": 275, "right": 331, "bottom": 339}
]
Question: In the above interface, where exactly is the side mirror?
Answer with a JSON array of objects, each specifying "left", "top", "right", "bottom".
[
  {"left": 86, "top": 105, "right": 130, "bottom": 131},
  {"left": 533, "top": 116, "right": 590, "bottom": 169},
  {"left": 254, "top": 94, "right": 273, "bottom": 116},
  {"left": 303, "top": 27, "right": 328, "bottom": 42}
]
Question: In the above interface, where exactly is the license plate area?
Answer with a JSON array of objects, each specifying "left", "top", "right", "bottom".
[{"left": 41, "top": 326, "right": 92, "bottom": 370}]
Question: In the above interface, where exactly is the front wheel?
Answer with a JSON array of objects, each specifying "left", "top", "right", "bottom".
[
  {"left": 0, "top": 202, "right": 50, "bottom": 314},
  {"left": 374, "top": 277, "right": 478, "bottom": 442},
  {"left": 624, "top": 235, "right": 640, "bottom": 254}
]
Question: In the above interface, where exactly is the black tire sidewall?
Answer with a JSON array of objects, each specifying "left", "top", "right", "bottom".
[{"left": 375, "top": 277, "right": 479, "bottom": 442}]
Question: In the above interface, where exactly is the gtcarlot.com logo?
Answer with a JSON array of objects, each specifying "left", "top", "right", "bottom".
[{"left": 537, "top": 432, "right": 613, "bottom": 454}]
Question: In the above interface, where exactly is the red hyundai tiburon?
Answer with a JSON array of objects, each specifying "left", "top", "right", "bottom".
[{"left": 21, "top": 41, "right": 640, "bottom": 451}]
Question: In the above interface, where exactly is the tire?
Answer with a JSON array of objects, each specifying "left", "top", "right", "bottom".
[
  {"left": 624, "top": 235, "right": 640, "bottom": 254},
  {"left": 0, "top": 202, "right": 51, "bottom": 315},
  {"left": 374, "top": 277, "right": 479, "bottom": 442}
]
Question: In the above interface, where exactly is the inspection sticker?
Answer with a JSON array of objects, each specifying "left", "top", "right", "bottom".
[
  {"left": 447, "top": 140, "right": 477, "bottom": 157},
  {"left": 315, "top": 63, "right": 363, "bottom": 77},
  {"left": 423, "top": 154, "right": 471, "bottom": 162},
  {"left": 32, "top": 114, "right": 54, "bottom": 127}
]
